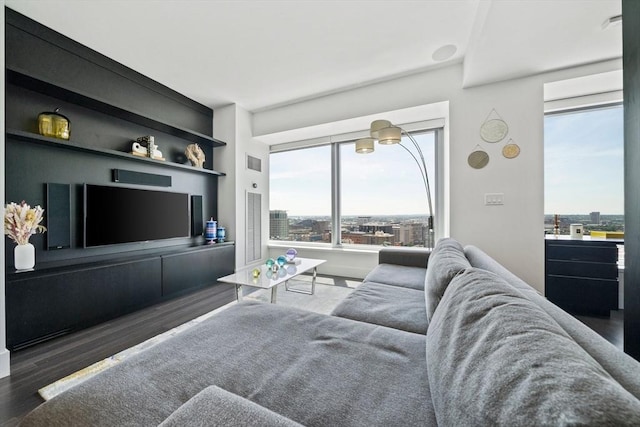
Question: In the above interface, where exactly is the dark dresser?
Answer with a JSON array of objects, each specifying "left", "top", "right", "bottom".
[{"left": 545, "top": 236, "right": 622, "bottom": 317}]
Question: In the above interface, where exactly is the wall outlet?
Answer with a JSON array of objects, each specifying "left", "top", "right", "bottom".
[{"left": 485, "top": 193, "right": 504, "bottom": 205}]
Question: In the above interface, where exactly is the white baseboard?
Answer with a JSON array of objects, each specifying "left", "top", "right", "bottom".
[{"left": 0, "top": 348, "right": 10, "bottom": 378}]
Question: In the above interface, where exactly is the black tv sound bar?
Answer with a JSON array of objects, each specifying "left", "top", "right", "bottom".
[{"left": 112, "top": 169, "right": 172, "bottom": 187}]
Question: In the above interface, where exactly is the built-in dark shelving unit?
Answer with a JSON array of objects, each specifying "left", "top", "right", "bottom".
[
  {"left": 7, "top": 68, "right": 226, "bottom": 148},
  {"left": 4, "top": 8, "right": 235, "bottom": 352},
  {"left": 6, "top": 129, "right": 225, "bottom": 176}
]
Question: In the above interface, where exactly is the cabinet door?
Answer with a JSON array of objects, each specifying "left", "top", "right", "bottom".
[
  {"left": 546, "top": 275, "right": 618, "bottom": 316},
  {"left": 161, "top": 246, "right": 234, "bottom": 297},
  {"left": 6, "top": 258, "right": 162, "bottom": 350}
]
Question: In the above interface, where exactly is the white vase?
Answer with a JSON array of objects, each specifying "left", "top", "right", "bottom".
[{"left": 15, "top": 243, "right": 35, "bottom": 270}]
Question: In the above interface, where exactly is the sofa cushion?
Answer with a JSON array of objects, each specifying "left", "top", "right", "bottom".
[
  {"left": 424, "top": 238, "right": 470, "bottom": 321},
  {"left": 363, "top": 263, "right": 426, "bottom": 291},
  {"left": 22, "top": 301, "right": 435, "bottom": 427},
  {"left": 331, "top": 281, "right": 428, "bottom": 334},
  {"left": 160, "top": 385, "right": 302, "bottom": 426},
  {"left": 426, "top": 267, "right": 640, "bottom": 426}
]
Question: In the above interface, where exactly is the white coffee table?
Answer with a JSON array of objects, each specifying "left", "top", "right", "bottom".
[{"left": 218, "top": 257, "right": 326, "bottom": 304}]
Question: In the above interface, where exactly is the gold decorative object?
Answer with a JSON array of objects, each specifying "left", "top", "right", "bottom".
[
  {"left": 468, "top": 147, "right": 490, "bottom": 169},
  {"left": 38, "top": 108, "right": 70, "bottom": 140},
  {"left": 185, "top": 143, "right": 206, "bottom": 168},
  {"left": 480, "top": 109, "right": 508, "bottom": 143},
  {"left": 502, "top": 140, "right": 520, "bottom": 159}
]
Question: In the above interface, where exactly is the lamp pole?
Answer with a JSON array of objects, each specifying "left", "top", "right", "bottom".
[
  {"left": 398, "top": 128, "right": 434, "bottom": 249},
  {"left": 355, "top": 120, "right": 435, "bottom": 249}
]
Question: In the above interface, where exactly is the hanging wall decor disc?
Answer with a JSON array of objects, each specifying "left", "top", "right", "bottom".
[
  {"left": 502, "top": 142, "right": 520, "bottom": 159},
  {"left": 480, "top": 118, "right": 508, "bottom": 143},
  {"left": 468, "top": 149, "right": 489, "bottom": 169}
]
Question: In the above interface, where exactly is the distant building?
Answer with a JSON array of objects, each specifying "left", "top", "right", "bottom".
[
  {"left": 590, "top": 211, "right": 601, "bottom": 225},
  {"left": 270, "top": 210, "right": 289, "bottom": 240}
]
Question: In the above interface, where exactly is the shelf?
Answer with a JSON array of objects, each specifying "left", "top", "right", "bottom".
[
  {"left": 6, "top": 129, "right": 226, "bottom": 176},
  {"left": 6, "top": 68, "right": 227, "bottom": 148}
]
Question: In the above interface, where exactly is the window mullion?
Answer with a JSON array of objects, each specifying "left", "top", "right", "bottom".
[{"left": 331, "top": 142, "right": 342, "bottom": 247}]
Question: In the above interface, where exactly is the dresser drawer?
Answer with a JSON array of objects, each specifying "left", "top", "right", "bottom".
[
  {"left": 546, "top": 243, "right": 617, "bottom": 263},
  {"left": 546, "top": 259, "right": 618, "bottom": 279}
]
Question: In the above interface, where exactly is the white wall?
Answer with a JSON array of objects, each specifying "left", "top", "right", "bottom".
[
  {"left": 243, "top": 59, "right": 622, "bottom": 294},
  {"left": 214, "top": 104, "right": 270, "bottom": 270},
  {"left": 1, "top": 3, "right": 11, "bottom": 378}
]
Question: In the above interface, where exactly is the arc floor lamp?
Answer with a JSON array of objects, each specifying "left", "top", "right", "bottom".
[{"left": 355, "top": 120, "right": 434, "bottom": 249}]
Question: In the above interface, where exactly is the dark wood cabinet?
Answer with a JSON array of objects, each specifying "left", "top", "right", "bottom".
[
  {"left": 545, "top": 237, "right": 621, "bottom": 317},
  {"left": 6, "top": 244, "right": 235, "bottom": 351}
]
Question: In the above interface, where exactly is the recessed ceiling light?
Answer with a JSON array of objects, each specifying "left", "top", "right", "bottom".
[
  {"left": 432, "top": 44, "right": 457, "bottom": 62},
  {"left": 602, "top": 14, "right": 622, "bottom": 30}
]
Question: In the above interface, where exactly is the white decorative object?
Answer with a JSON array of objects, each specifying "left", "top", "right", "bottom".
[
  {"left": 14, "top": 243, "right": 35, "bottom": 270},
  {"left": 570, "top": 224, "right": 584, "bottom": 239},
  {"left": 4, "top": 200, "right": 46, "bottom": 270}
]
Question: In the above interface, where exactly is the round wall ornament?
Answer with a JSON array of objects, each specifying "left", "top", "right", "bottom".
[
  {"left": 480, "top": 108, "right": 509, "bottom": 143},
  {"left": 480, "top": 119, "right": 509, "bottom": 143},
  {"left": 502, "top": 141, "right": 520, "bottom": 159},
  {"left": 468, "top": 149, "right": 489, "bottom": 169}
]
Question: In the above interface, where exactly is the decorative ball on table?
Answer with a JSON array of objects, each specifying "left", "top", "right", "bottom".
[
  {"left": 266, "top": 258, "right": 275, "bottom": 268},
  {"left": 276, "top": 255, "right": 287, "bottom": 267},
  {"left": 252, "top": 268, "right": 260, "bottom": 278},
  {"left": 285, "top": 248, "right": 297, "bottom": 261}
]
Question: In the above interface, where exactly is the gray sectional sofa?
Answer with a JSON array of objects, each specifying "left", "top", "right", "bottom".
[{"left": 22, "top": 238, "right": 640, "bottom": 426}]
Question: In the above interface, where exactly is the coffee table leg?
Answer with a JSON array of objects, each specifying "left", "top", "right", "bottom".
[
  {"left": 236, "top": 284, "right": 243, "bottom": 302},
  {"left": 271, "top": 286, "right": 277, "bottom": 304},
  {"left": 284, "top": 267, "right": 317, "bottom": 295}
]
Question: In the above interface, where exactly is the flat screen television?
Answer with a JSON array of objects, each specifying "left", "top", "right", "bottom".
[{"left": 84, "top": 184, "right": 190, "bottom": 247}]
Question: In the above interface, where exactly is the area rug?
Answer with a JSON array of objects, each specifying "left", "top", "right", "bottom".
[{"left": 38, "top": 276, "right": 358, "bottom": 400}]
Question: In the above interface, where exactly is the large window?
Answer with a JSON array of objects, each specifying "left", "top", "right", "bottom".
[
  {"left": 269, "top": 145, "right": 331, "bottom": 242},
  {"left": 544, "top": 104, "right": 624, "bottom": 235},
  {"left": 269, "top": 128, "right": 438, "bottom": 247}
]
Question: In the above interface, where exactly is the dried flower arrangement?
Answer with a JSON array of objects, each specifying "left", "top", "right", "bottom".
[{"left": 4, "top": 201, "right": 47, "bottom": 245}]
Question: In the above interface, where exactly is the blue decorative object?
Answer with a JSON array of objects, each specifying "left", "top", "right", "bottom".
[
  {"left": 266, "top": 258, "right": 275, "bottom": 268},
  {"left": 205, "top": 219, "right": 217, "bottom": 244},
  {"left": 217, "top": 226, "right": 226, "bottom": 242},
  {"left": 285, "top": 248, "right": 297, "bottom": 261},
  {"left": 276, "top": 255, "right": 287, "bottom": 267}
]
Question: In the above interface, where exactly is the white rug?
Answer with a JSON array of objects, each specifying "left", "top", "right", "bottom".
[{"left": 38, "top": 277, "right": 358, "bottom": 401}]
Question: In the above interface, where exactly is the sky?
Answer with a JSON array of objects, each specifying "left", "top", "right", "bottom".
[
  {"left": 269, "top": 132, "right": 436, "bottom": 217},
  {"left": 270, "top": 106, "right": 624, "bottom": 218},
  {"left": 544, "top": 105, "right": 623, "bottom": 215}
]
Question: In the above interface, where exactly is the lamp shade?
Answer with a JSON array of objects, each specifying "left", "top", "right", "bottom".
[
  {"left": 370, "top": 120, "right": 392, "bottom": 139},
  {"left": 377, "top": 125, "right": 401, "bottom": 144},
  {"left": 355, "top": 137, "right": 375, "bottom": 153}
]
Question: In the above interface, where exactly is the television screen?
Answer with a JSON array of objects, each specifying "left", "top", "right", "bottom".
[{"left": 84, "top": 184, "right": 190, "bottom": 247}]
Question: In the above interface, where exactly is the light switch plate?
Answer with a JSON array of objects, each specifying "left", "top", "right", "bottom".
[{"left": 485, "top": 193, "right": 504, "bottom": 205}]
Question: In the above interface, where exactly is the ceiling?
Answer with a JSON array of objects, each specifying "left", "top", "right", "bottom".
[{"left": 5, "top": 0, "right": 622, "bottom": 113}]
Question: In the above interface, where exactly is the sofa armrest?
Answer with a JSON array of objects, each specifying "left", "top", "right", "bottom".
[
  {"left": 160, "top": 385, "right": 303, "bottom": 427},
  {"left": 378, "top": 247, "right": 431, "bottom": 268}
]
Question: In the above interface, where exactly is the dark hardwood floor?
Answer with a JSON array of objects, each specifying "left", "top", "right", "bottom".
[
  {"left": 0, "top": 283, "right": 626, "bottom": 426},
  {"left": 575, "top": 309, "right": 624, "bottom": 350},
  {"left": 0, "top": 284, "right": 235, "bottom": 426}
]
